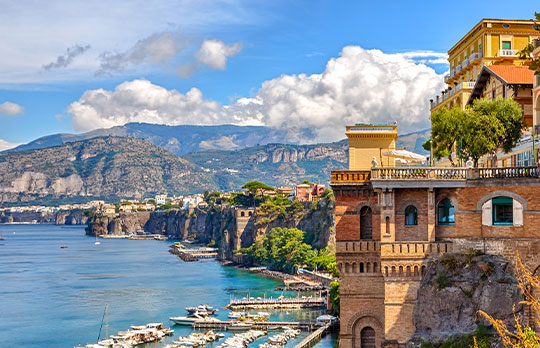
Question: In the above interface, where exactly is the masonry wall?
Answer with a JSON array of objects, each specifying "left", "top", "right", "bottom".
[{"left": 394, "top": 189, "right": 429, "bottom": 241}]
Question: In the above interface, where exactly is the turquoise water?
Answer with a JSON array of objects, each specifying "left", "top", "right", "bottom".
[{"left": 0, "top": 225, "right": 337, "bottom": 348}]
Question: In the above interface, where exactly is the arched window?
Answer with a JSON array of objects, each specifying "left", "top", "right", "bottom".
[
  {"left": 437, "top": 198, "right": 455, "bottom": 225},
  {"left": 405, "top": 205, "right": 418, "bottom": 226},
  {"left": 492, "top": 196, "right": 513, "bottom": 225},
  {"left": 240, "top": 211, "right": 245, "bottom": 217},
  {"left": 248, "top": 211, "right": 253, "bottom": 217},
  {"left": 361, "top": 327, "right": 376, "bottom": 348}
]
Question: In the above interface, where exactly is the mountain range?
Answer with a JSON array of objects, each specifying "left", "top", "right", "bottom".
[{"left": 1, "top": 124, "right": 430, "bottom": 204}]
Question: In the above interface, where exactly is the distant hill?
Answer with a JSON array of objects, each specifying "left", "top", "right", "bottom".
[
  {"left": 7, "top": 123, "right": 291, "bottom": 156},
  {"left": 184, "top": 140, "right": 349, "bottom": 189},
  {"left": 0, "top": 137, "right": 218, "bottom": 203},
  {"left": 396, "top": 128, "right": 430, "bottom": 154}
]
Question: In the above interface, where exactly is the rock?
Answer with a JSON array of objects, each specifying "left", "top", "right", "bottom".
[{"left": 412, "top": 253, "right": 523, "bottom": 344}]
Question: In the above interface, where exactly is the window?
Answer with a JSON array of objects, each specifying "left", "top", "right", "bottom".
[
  {"left": 437, "top": 198, "right": 455, "bottom": 225},
  {"left": 405, "top": 205, "right": 418, "bottom": 226},
  {"left": 517, "top": 151, "right": 533, "bottom": 166},
  {"left": 502, "top": 41, "right": 512, "bottom": 49},
  {"left": 492, "top": 90, "right": 496, "bottom": 99},
  {"left": 493, "top": 196, "right": 513, "bottom": 225}
]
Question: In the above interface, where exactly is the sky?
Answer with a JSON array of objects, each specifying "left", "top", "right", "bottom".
[{"left": 0, "top": 0, "right": 539, "bottom": 150}]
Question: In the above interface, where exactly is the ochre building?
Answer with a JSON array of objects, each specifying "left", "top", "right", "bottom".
[{"left": 332, "top": 125, "right": 540, "bottom": 348}]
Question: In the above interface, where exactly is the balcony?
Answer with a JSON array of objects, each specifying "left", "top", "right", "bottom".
[
  {"left": 371, "top": 167, "right": 467, "bottom": 180},
  {"left": 497, "top": 49, "right": 518, "bottom": 57},
  {"left": 469, "top": 51, "right": 482, "bottom": 62},
  {"left": 463, "top": 81, "right": 476, "bottom": 89},
  {"left": 444, "top": 74, "right": 450, "bottom": 83},
  {"left": 331, "top": 170, "right": 371, "bottom": 184},
  {"left": 456, "top": 63, "right": 462, "bottom": 73}
]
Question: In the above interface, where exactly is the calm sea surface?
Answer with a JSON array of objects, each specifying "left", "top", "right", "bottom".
[{"left": 0, "top": 225, "right": 337, "bottom": 348}]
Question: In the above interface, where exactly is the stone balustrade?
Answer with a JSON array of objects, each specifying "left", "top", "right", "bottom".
[
  {"left": 337, "top": 240, "right": 380, "bottom": 253},
  {"left": 380, "top": 242, "right": 452, "bottom": 259},
  {"left": 331, "top": 170, "right": 371, "bottom": 184}
]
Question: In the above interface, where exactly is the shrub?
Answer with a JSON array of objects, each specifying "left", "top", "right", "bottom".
[{"left": 435, "top": 271, "right": 450, "bottom": 289}]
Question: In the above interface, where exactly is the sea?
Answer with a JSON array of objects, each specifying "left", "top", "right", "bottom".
[{"left": 0, "top": 225, "right": 338, "bottom": 348}]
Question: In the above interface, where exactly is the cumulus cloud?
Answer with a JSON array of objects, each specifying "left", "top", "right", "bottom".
[
  {"left": 195, "top": 39, "right": 242, "bottom": 70},
  {"left": 0, "top": 139, "right": 23, "bottom": 151},
  {"left": 43, "top": 44, "right": 91, "bottom": 70},
  {"left": 97, "top": 31, "right": 187, "bottom": 76},
  {"left": 68, "top": 46, "right": 445, "bottom": 142},
  {"left": 397, "top": 50, "right": 449, "bottom": 65},
  {"left": 67, "top": 79, "right": 223, "bottom": 132},
  {"left": 0, "top": 101, "right": 24, "bottom": 115}
]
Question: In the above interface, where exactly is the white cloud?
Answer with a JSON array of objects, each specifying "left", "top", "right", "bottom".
[
  {"left": 0, "top": 139, "right": 23, "bottom": 151},
  {"left": 68, "top": 46, "right": 445, "bottom": 142},
  {"left": 67, "top": 79, "right": 223, "bottom": 132},
  {"left": 0, "top": 101, "right": 24, "bottom": 115},
  {"left": 396, "top": 50, "right": 449, "bottom": 65},
  {"left": 195, "top": 39, "right": 242, "bottom": 70}
]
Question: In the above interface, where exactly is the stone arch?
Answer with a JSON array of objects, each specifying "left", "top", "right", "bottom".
[
  {"left": 384, "top": 266, "right": 389, "bottom": 276},
  {"left": 406, "top": 265, "right": 412, "bottom": 276},
  {"left": 357, "top": 201, "right": 378, "bottom": 214},
  {"left": 348, "top": 312, "right": 384, "bottom": 348},
  {"left": 366, "top": 262, "right": 371, "bottom": 273},
  {"left": 373, "top": 262, "right": 378, "bottom": 273},
  {"left": 399, "top": 199, "right": 423, "bottom": 215},
  {"left": 476, "top": 190, "right": 528, "bottom": 211},
  {"left": 248, "top": 211, "right": 253, "bottom": 217},
  {"left": 345, "top": 263, "right": 350, "bottom": 274},
  {"left": 352, "top": 262, "right": 357, "bottom": 273},
  {"left": 360, "top": 263, "right": 364, "bottom": 273},
  {"left": 240, "top": 211, "right": 245, "bottom": 217},
  {"left": 414, "top": 265, "right": 419, "bottom": 276},
  {"left": 436, "top": 194, "right": 459, "bottom": 212}
]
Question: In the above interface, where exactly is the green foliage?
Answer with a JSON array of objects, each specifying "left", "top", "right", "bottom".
[
  {"left": 121, "top": 201, "right": 132, "bottom": 205},
  {"left": 422, "top": 324, "right": 490, "bottom": 348},
  {"left": 430, "top": 99, "right": 524, "bottom": 166},
  {"left": 301, "top": 180, "right": 312, "bottom": 185},
  {"left": 464, "top": 249, "right": 483, "bottom": 265},
  {"left": 320, "top": 189, "right": 334, "bottom": 200},
  {"left": 329, "top": 281, "right": 340, "bottom": 315},
  {"left": 147, "top": 199, "right": 156, "bottom": 205},
  {"left": 518, "top": 12, "right": 540, "bottom": 75},
  {"left": 435, "top": 271, "right": 450, "bottom": 289},
  {"left": 205, "top": 191, "right": 224, "bottom": 204},
  {"left": 308, "top": 249, "right": 336, "bottom": 271},
  {"left": 242, "top": 181, "right": 274, "bottom": 193},
  {"left": 241, "top": 227, "right": 317, "bottom": 274},
  {"left": 440, "top": 255, "right": 458, "bottom": 272},
  {"left": 327, "top": 262, "right": 339, "bottom": 278}
]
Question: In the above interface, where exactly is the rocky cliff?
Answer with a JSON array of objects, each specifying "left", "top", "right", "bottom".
[
  {"left": 55, "top": 210, "right": 91, "bottom": 225},
  {"left": 411, "top": 252, "right": 523, "bottom": 345},
  {"left": 86, "top": 198, "right": 335, "bottom": 260}
]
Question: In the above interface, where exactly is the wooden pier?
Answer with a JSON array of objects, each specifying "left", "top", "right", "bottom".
[
  {"left": 227, "top": 297, "right": 326, "bottom": 310},
  {"left": 292, "top": 323, "right": 330, "bottom": 348}
]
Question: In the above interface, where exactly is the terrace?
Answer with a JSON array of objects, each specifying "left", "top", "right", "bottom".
[{"left": 331, "top": 166, "right": 540, "bottom": 185}]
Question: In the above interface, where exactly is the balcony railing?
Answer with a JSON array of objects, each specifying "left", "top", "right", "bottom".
[
  {"left": 332, "top": 167, "right": 540, "bottom": 184},
  {"left": 462, "top": 57, "right": 469, "bottom": 67},
  {"left": 498, "top": 49, "right": 518, "bottom": 57},
  {"left": 463, "top": 81, "right": 476, "bottom": 89},
  {"left": 371, "top": 167, "right": 467, "bottom": 180},
  {"left": 456, "top": 63, "right": 462, "bottom": 72},
  {"left": 476, "top": 166, "right": 539, "bottom": 179},
  {"left": 469, "top": 51, "right": 482, "bottom": 61},
  {"left": 331, "top": 170, "right": 371, "bottom": 183}
]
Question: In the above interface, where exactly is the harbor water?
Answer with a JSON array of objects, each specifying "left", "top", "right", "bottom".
[{"left": 0, "top": 225, "right": 338, "bottom": 348}]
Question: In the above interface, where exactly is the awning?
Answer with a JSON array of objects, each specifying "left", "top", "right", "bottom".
[{"left": 382, "top": 149, "right": 427, "bottom": 163}]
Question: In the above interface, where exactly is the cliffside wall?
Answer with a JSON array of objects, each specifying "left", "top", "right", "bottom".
[{"left": 86, "top": 198, "right": 335, "bottom": 261}]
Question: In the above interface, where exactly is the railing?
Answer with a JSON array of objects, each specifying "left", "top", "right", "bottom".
[
  {"left": 331, "top": 170, "right": 371, "bottom": 183},
  {"left": 371, "top": 167, "right": 467, "bottom": 180},
  {"left": 463, "top": 81, "right": 476, "bottom": 89},
  {"left": 475, "top": 166, "right": 539, "bottom": 179},
  {"left": 469, "top": 51, "right": 482, "bottom": 61},
  {"left": 498, "top": 49, "right": 518, "bottom": 57},
  {"left": 337, "top": 241, "right": 380, "bottom": 253},
  {"left": 462, "top": 57, "right": 469, "bottom": 67},
  {"left": 444, "top": 74, "right": 450, "bottom": 82},
  {"left": 380, "top": 241, "right": 453, "bottom": 257},
  {"left": 456, "top": 63, "right": 462, "bottom": 72},
  {"left": 455, "top": 83, "right": 462, "bottom": 92}
]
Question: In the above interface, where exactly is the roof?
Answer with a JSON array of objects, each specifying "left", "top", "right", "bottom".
[
  {"left": 487, "top": 65, "right": 535, "bottom": 85},
  {"left": 468, "top": 65, "right": 534, "bottom": 103}
]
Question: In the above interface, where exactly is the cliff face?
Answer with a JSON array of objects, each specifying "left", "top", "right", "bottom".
[
  {"left": 55, "top": 210, "right": 90, "bottom": 225},
  {"left": 412, "top": 253, "right": 523, "bottom": 344},
  {"left": 86, "top": 199, "right": 335, "bottom": 261}
]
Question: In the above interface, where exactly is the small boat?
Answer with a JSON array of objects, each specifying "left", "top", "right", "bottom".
[
  {"left": 185, "top": 305, "right": 217, "bottom": 315},
  {"left": 95, "top": 233, "right": 101, "bottom": 245},
  {"left": 60, "top": 246, "right": 68, "bottom": 249},
  {"left": 228, "top": 311, "right": 245, "bottom": 319},
  {"left": 169, "top": 315, "right": 220, "bottom": 326}
]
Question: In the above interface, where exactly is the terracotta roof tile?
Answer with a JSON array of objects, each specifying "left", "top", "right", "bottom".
[{"left": 486, "top": 65, "right": 534, "bottom": 84}]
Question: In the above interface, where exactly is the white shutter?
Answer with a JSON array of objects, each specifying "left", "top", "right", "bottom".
[
  {"left": 513, "top": 199, "right": 523, "bottom": 226},
  {"left": 482, "top": 200, "right": 492, "bottom": 226}
]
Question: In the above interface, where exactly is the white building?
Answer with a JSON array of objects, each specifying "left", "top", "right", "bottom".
[{"left": 155, "top": 194, "right": 167, "bottom": 205}]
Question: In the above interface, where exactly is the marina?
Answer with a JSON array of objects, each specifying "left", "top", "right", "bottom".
[{"left": 0, "top": 225, "right": 337, "bottom": 348}]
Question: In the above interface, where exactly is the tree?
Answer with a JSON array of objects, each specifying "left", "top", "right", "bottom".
[
  {"left": 518, "top": 12, "right": 540, "bottom": 75},
  {"left": 241, "top": 181, "right": 274, "bottom": 208},
  {"left": 329, "top": 281, "right": 340, "bottom": 315},
  {"left": 430, "top": 99, "right": 524, "bottom": 167},
  {"left": 430, "top": 107, "right": 467, "bottom": 165}
]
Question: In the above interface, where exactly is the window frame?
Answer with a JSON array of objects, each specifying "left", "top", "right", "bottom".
[
  {"left": 404, "top": 205, "right": 418, "bottom": 226},
  {"left": 437, "top": 198, "right": 455, "bottom": 225},
  {"left": 492, "top": 196, "right": 513, "bottom": 225},
  {"left": 502, "top": 40, "right": 512, "bottom": 49}
]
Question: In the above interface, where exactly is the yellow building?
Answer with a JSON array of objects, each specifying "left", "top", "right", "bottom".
[
  {"left": 534, "top": 39, "right": 540, "bottom": 126},
  {"left": 346, "top": 124, "right": 397, "bottom": 170},
  {"left": 430, "top": 18, "right": 539, "bottom": 113}
]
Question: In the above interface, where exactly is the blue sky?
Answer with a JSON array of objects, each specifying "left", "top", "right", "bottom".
[{"left": 0, "top": 0, "right": 538, "bottom": 149}]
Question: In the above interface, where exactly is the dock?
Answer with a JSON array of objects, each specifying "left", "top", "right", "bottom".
[
  {"left": 169, "top": 246, "right": 219, "bottom": 262},
  {"left": 292, "top": 323, "right": 331, "bottom": 348},
  {"left": 227, "top": 297, "right": 326, "bottom": 310},
  {"left": 192, "top": 320, "right": 318, "bottom": 331}
]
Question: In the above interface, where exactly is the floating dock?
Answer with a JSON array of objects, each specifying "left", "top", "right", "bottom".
[{"left": 227, "top": 297, "right": 326, "bottom": 310}]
